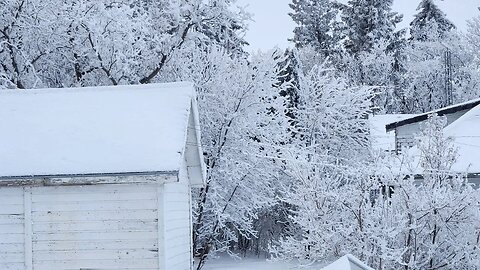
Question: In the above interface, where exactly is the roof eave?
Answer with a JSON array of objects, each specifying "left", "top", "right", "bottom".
[
  {"left": 0, "top": 170, "right": 179, "bottom": 187},
  {"left": 385, "top": 99, "right": 480, "bottom": 131}
]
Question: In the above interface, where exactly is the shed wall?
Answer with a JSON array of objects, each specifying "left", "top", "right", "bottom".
[
  {"left": 163, "top": 160, "right": 193, "bottom": 270},
  {"left": 0, "top": 173, "right": 195, "bottom": 270},
  {"left": 0, "top": 188, "right": 25, "bottom": 270},
  {"left": 31, "top": 184, "right": 160, "bottom": 270},
  {"left": 395, "top": 109, "right": 469, "bottom": 152},
  {"left": 0, "top": 183, "right": 168, "bottom": 270}
]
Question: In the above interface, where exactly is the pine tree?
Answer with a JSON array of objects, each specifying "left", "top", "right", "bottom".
[
  {"left": 289, "top": 0, "right": 341, "bottom": 56},
  {"left": 410, "top": 0, "right": 455, "bottom": 41},
  {"left": 277, "top": 49, "right": 300, "bottom": 121},
  {"left": 400, "top": 1, "right": 461, "bottom": 113},
  {"left": 341, "top": 0, "right": 403, "bottom": 55}
]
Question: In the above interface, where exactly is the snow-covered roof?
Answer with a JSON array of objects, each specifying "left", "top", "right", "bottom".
[
  {"left": 370, "top": 114, "right": 416, "bottom": 151},
  {"left": 400, "top": 104, "right": 480, "bottom": 174},
  {"left": 386, "top": 98, "right": 480, "bottom": 131},
  {"left": 321, "top": 254, "right": 374, "bottom": 270},
  {"left": 440, "top": 103, "right": 480, "bottom": 173},
  {"left": 0, "top": 82, "right": 205, "bottom": 183}
]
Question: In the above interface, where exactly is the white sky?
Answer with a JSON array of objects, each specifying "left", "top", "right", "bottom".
[{"left": 236, "top": 0, "right": 480, "bottom": 52}]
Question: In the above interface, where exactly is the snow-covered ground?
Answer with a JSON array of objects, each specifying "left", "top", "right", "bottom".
[{"left": 203, "top": 257, "right": 322, "bottom": 270}]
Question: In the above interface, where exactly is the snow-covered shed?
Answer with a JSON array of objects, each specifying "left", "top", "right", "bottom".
[
  {"left": 386, "top": 98, "right": 480, "bottom": 153},
  {"left": 321, "top": 254, "right": 374, "bottom": 270},
  {"left": 0, "top": 82, "right": 206, "bottom": 270},
  {"left": 402, "top": 103, "right": 480, "bottom": 187},
  {"left": 381, "top": 99, "right": 480, "bottom": 187}
]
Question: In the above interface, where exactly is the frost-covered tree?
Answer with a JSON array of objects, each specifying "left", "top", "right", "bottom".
[
  {"left": 0, "top": 0, "right": 248, "bottom": 89},
  {"left": 289, "top": 0, "right": 341, "bottom": 56},
  {"left": 466, "top": 13, "right": 480, "bottom": 52},
  {"left": 392, "top": 115, "right": 480, "bottom": 269},
  {"left": 167, "top": 46, "right": 290, "bottom": 269},
  {"left": 410, "top": 0, "right": 455, "bottom": 41},
  {"left": 272, "top": 61, "right": 375, "bottom": 264},
  {"left": 457, "top": 12, "right": 480, "bottom": 102},
  {"left": 276, "top": 49, "right": 300, "bottom": 122},
  {"left": 401, "top": 31, "right": 473, "bottom": 112},
  {"left": 0, "top": 0, "right": 62, "bottom": 88},
  {"left": 333, "top": 0, "right": 405, "bottom": 114},
  {"left": 274, "top": 108, "right": 480, "bottom": 269},
  {"left": 395, "top": 2, "right": 475, "bottom": 113},
  {"left": 339, "top": 41, "right": 400, "bottom": 113},
  {"left": 341, "top": 0, "right": 403, "bottom": 55}
]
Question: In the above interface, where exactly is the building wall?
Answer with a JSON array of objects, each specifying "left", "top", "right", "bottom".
[
  {"left": 395, "top": 122, "right": 420, "bottom": 153},
  {"left": 162, "top": 159, "right": 193, "bottom": 270},
  {"left": 469, "top": 175, "right": 480, "bottom": 189},
  {"left": 0, "top": 181, "right": 191, "bottom": 270},
  {"left": 31, "top": 184, "right": 160, "bottom": 270},
  {"left": 395, "top": 109, "right": 469, "bottom": 152},
  {"left": 0, "top": 187, "right": 25, "bottom": 270}
]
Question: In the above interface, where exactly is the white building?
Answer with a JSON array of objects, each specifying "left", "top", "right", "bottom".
[
  {"left": 386, "top": 98, "right": 480, "bottom": 153},
  {"left": 321, "top": 254, "right": 374, "bottom": 270},
  {"left": 0, "top": 82, "right": 205, "bottom": 270},
  {"left": 385, "top": 99, "right": 480, "bottom": 186},
  {"left": 369, "top": 114, "right": 416, "bottom": 152}
]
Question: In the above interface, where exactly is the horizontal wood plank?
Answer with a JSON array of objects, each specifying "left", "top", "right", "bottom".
[
  {"left": 0, "top": 243, "right": 23, "bottom": 253},
  {"left": 32, "top": 209, "right": 157, "bottom": 222},
  {"left": 0, "top": 233, "right": 24, "bottom": 244},
  {"left": 34, "top": 249, "right": 158, "bottom": 261},
  {"left": 0, "top": 215, "right": 23, "bottom": 225},
  {"left": 33, "top": 258, "right": 159, "bottom": 270},
  {"left": 0, "top": 262, "right": 24, "bottom": 270},
  {"left": 0, "top": 205, "right": 23, "bottom": 215},
  {"left": 33, "top": 231, "right": 157, "bottom": 242},
  {"left": 32, "top": 199, "right": 156, "bottom": 212},
  {"left": 0, "top": 196, "right": 23, "bottom": 205},
  {"left": 33, "top": 220, "right": 157, "bottom": 233},
  {"left": 32, "top": 184, "right": 157, "bottom": 196},
  {"left": 0, "top": 188, "right": 23, "bottom": 196},
  {"left": 32, "top": 191, "right": 157, "bottom": 203},
  {"left": 33, "top": 240, "right": 157, "bottom": 252},
  {"left": 0, "top": 252, "right": 24, "bottom": 263},
  {"left": 0, "top": 224, "right": 24, "bottom": 234}
]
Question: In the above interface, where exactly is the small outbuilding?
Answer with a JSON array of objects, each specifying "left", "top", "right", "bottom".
[
  {"left": 384, "top": 99, "right": 480, "bottom": 187},
  {"left": 0, "top": 82, "right": 206, "bottom": 270},
  {"left": 321, "top": 254, "right": 374, "bottom": 270},
  {"left": 385, "top": 98, "right": 480, "bottom": 153}
]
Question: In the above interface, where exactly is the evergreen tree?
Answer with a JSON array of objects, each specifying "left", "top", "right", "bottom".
[
  {"left": 341, "top": 0, "right": 402, "bottom": 55},
  {"left": 410, "top": 0, "right": 455, "bottom": 41},
  {"left": 277, "top": 49, "right": 300, "bottom": 121},
  {"left": 400, "top": 1, "right": 462, "bottom": 113},
  {"left": 289, "top": 0, "right": 341, "bottom": 56}
]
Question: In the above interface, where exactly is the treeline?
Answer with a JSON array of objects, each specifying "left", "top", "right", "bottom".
[
  {"left": 1, "top": 1, "right": 479, "bottom": 269},
  {"left": 288, "top": 0, "right": 479, "bottom": 114}
]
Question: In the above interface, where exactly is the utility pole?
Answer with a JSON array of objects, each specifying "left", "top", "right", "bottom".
[{"left": 444, "top": 48, "right": 453, "bottom": 106}]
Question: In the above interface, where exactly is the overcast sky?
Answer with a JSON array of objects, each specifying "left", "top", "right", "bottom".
[{"left": 236, "top": 0, "right": 480, "bottom": 52}]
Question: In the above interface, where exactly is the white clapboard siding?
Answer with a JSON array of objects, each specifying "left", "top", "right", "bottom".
[
  {"left": 0, "top": 188, "right": 25, "bottom": 269},
  {"left": 163, "top": 180, "right": 192, "bottom": 270},
  {"left": 31, "top": 184, "right": 160, "bottom": 270},
  {"left": 33, "top": 258, "right": 159, "bottom": 270}
]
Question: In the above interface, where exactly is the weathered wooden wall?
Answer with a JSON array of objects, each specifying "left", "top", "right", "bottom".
[
  {"left": 0, "top": 188, "right": 25, "bottom": 270},
  {"left": 163, "top": 182, "right": 192, "bottom": 270},
  {"left": 30, "top": 184, "right": 160, "bottom": 270},
  {"left": 163, "top": 160, "right": 194, "bottom": 270},
  {"left": 0, "top": 173, "right": 194, "bottom": 270}
]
